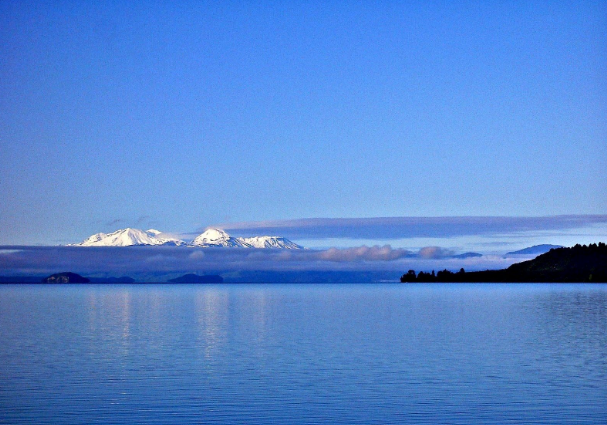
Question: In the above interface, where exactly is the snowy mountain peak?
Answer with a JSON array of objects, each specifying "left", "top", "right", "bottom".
[
  {"left": 70, "top": 228, "right": 186, "bottom": 247},
  {"left": 190, "top": 228, "right": 303, "bottom": 249},
  {"left": 190, "top": 228, "right": 245, "bottom": 247},
  {"left": 240, "top": 236, "right": 303, "bottom": 249},
  {"left": 71, "top": 227, "right": 302, "bottom": 249},
  {"left": 201, "top": 228, "right": 230, "bottom": 239}
]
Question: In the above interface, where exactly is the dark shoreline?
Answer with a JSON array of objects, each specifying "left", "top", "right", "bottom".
[
  {"left": 401, "top": 243, "right": 607, "bottom": 283},
  {"left": 2, "top": 280, "right": 606, "bottom": 285}
]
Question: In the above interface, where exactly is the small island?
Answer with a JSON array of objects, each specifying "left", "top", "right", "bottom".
[
  {"left": 42, "top": 272, "right": 90, "bottom": 283},
  {"left": 401, "top": 243, "right": 607, "bottom": 283}
]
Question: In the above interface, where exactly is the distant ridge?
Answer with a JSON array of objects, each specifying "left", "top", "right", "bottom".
[
  {"left": 506, "top": 244, "right": 563, "bottom": 256},
  {"left": 89, "top": 276, "right": 136, "bottom": 283},
  {"left": 453, "top": 252, "right": 482, "bottom": 259},
  {"left": 168, "top": 274, "right": 223, "bottom": 283}
]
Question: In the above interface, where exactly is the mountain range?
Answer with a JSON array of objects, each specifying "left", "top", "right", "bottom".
[{"left": 69, "top": 227, "right": 303, "bottom": 249}]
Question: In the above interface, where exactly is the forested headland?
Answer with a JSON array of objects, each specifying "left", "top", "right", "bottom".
[{"left": 401, "top": 243, "right": 607, "bottom": 283}]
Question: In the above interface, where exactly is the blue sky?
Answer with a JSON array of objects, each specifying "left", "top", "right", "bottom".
[{"left": 1, "top": 1, "right": 606, "bottom": 251}]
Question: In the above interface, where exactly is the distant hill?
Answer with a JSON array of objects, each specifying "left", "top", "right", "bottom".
[
  {"left": 401, "top": 243, "right": 607, "bottom": 283},
  {"left": 168, "top": 274, "right": 224, "bottom": 283},
  {"left": 89, "top": 276, "right": 135, "bottom": 283},
  {"left": 506, "top": 244, "right": 563, "bottom": 256},
  {"left": 504, "top": 243, "right": 606, "bottom": 282},
  {"left": 453, "top": 252, "right": 482, "bottom": 259},
  {"left": 42, "top": 272, "right": 90, "bottom": 283}
]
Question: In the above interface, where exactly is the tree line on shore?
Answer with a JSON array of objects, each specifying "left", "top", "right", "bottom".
[
  {"left": 400, "top": 268, "right": 469, "bottom": 282},
  {"left": 401, "top": 243, "right": 607, "bottom": 283}
]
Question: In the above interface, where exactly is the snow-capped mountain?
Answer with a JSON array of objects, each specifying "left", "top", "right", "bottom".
[
  {"left": 70, "top": 227, "right": 303, "bottom": 249},
  {"left": 189, "top": 228, "right": 302, "bottom": 249},
  {"left": 190, "top": 228, "right": 247, "bottom": 247},
  {"left": 239, "top": 235, "right": 302, "bottom": 249},
  {"left": 70, "top": 228, "right": 186, "bottom": 247}
]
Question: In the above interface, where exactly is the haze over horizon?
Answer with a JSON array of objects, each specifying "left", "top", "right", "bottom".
[{"left": 1, "top": 2, "right": 605, "bottom": 260}]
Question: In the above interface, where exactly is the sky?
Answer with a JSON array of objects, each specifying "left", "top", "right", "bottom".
[{"left": 1, "top": 1, "right": 606, "bottom": 258}]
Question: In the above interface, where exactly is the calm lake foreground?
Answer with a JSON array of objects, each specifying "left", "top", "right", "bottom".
[{"left": 1, "top": 283, "right": 606, "bottom": 424}]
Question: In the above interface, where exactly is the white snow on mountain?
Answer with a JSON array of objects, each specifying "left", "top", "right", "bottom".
[
  {"left": 190, "top": 228, "right": 247, "bottom": 247},
  {"left": 71, "top": 227, "right": 303, "bottom": 249},
  {"left": 70, "top": 228, "right": 186, "bottom": 247},
  {"left": 240, "top": 235, "right": 303, "bottom": 249},
  {"left": 190, "top": 228, "right": 302, "bottom": 249}
]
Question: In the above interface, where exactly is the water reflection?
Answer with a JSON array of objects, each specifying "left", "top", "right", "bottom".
[
  {"left": 195, "top": 288, "right": 229, "bottom": 360},
  {"left": 248, "top": 289, "right": 268, "bottom": 343},
  {"left": 86, "top": 288, "right": 132, "bottom": 356},
  {"left": 2, "top": 283, "right": 606, "bottom": 425},
  {"left": 531, "top": 285, "right": 607, "bottom": 386}
]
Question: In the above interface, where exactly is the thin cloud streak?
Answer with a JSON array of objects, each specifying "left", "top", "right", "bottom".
[
  {"left": 105, "top": 218, "right": 125, "bottom": 227},
  {"left": 215, "top": 215, "right": 607, "bottom": 240},
  {"left": 136, "top": 215, "right": 151, "bottom": 226}
]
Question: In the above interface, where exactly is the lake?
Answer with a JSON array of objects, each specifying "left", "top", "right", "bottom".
[{"left": 1, "top": 283, "right": 606, "bottom": 424}]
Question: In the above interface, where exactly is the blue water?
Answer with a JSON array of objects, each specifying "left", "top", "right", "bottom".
[{"left": 0, "top": 284, "right": 606, "bottom": 424}]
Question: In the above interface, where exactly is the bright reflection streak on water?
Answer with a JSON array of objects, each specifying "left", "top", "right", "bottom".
[{"left": 0, "top": 283, "right": 606, "bottom": 424}]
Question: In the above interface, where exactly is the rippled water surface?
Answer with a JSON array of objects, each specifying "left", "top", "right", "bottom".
[{"left": 1, "top": 283, "right": 606, "bottom": 424}]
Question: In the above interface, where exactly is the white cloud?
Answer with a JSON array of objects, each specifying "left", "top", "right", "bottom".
[
  {"left": 418, "top": 246, "right": 454, "bottom": 259},
  {"left": 188, "top": 250, "right": 205, "bottom": 260},
  {"left": 315, "top": 245, "right": 411, "bottom": 262}
]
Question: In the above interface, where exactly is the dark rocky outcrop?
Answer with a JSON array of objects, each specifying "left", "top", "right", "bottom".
[{"left": 42, "top": 272, "right": 90, "bottom": 283}]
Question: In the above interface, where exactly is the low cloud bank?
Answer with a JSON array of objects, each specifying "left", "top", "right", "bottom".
[
  {"left": 418, "top": 246, "right": 454, "bottom": 258},
  {"left": 0, "top": 245, "right": 519, "bottom": 278},
  {"left": 316, "top": 245, "right": 411, "bottom": 262}
]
